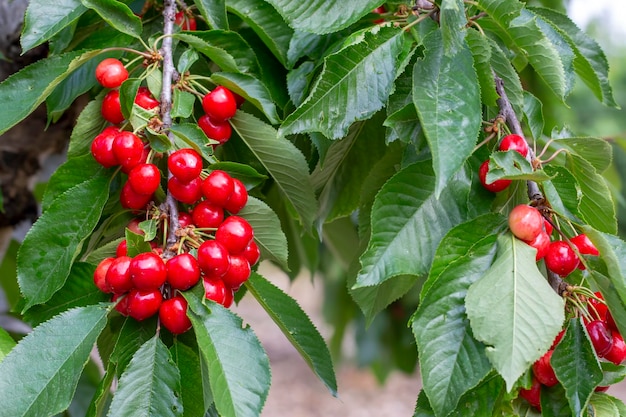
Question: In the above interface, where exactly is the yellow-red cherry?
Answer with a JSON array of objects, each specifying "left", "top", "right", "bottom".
[{"left": 508, "top": 205, "right": 543, "bottom": 242}]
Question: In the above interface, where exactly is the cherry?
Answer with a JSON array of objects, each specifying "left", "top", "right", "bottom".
[
  {"left": 91, "top": 127, "right": 120, "bottom": 168},
  {"left": 120, "top": 181, "right": 153, "bottom": 210},
  {"left": 221, "top": 255, "right": 251, "bottom": 290},
  {"left": 550, "top": 329, "right": 565, "bottom": 350},
  {"left": 607, "top": 311, "right": 618, "bottom": 332},
  {"left": 101, "top": 90, "right": 125, "bottom": 124},
  {"left": 519, "top": 377, "right": 541, "bottom": 410},
  {"left": 113, "top": 131, "right": 144, "bottom": 173},
  {"left": 372, "top": 5, "right": 386, "bottom": 23},
  {"left": 112, "top": 293, "right": 130, "bottom": 316},
  {"left": 605, "top": 333, "right": 626, "bottom": 365},
  {"left": 570, "top": 234, "right": 599, "bottom": 256},
  {"left": 543, "top": 218, "right": 553, "bottom": 236},
  {"left": 202, "top": 86, "right": 237, "bottom": 122},
  {"left": 508, "top": 205, "right": 543, "bottom": 242},
  {"left": 116, "top": 240, "right": 128, "bottom": 257},
  {"left": 224, "top": 178, "right": 248, "bottom": 214},
  {"left": 223, "top": 286, "right": 234, "bottom": 307},
  {"left": 174, "top": 10, "right": 197, "bottom": 30},
  {"left": 586, "top": 320, "right": 613, "bottom": 357},
  {"left": 134, "top": 86, "right": 160, "bottom": 110},
  {"left": 588, "top": 292, "right": 608, "bottom": 321},
  {"left": 178, "top": 211, "right": 193, "bottom": 228},
  {"left": 95, "top": 58, "right": 128, "bottom": 88},
  {"left": 532, "top": 350, "right": 558, "bottom": 387},
  {"left": 128, "top": 163, "right": 161, "bottom": 195},
  {"left": 498, "top": 134, "right": 529, "bottom": 157},
  {"left": 242, "top": 240, "right": 260, "bottom": 266},
  {"left": 215, "top": 216, "right": 254, "bottom": 255},
  {"left": 126, "top": 288, "right": 163, "bottom": 321},
  {"left": 168, "top": 148, "right": 203, "bottom": 183},
  {"left": 129, "top": 252, "right": 167, "bottom": 290},
  {"left": 526, "top": 231, "right": 550, "bottom": 261},
  {"left": 167, "top": 176, "right": 202, "bottom": 205},
  {"left": 545, "top": 241, "right": 579, "bottom": 277},
  {"left": 166, "top": 253, "right": 201, "bottom": 291},
  {"left": 105, "top": 256, "right": 133, "bottom": 294},
  {"left": 126, "top": 218, "right": 144, "bottom": 235},
  {"left": 198, "top": 114, "right": 232, "bottom": 145},
  {"left": 201, "top": 170, "right": 234, "bottom": 207},
  {"left": 192, "top": 201, "right": 224, "bottom": 228},
  {"left": 478, "top": 160, "right": 511, "bottom": 193},
  {"left": 94, "top": 257, "right": 115, "bottom": 293},
  {"left": 197, "top": 240, "right": 230, "bottom": 277},
  {"left": 203, "top": 275, "right": 228, "bottom": 305},
  {"left": 159, "top": 296, "right": 192, "bottom": 334}
]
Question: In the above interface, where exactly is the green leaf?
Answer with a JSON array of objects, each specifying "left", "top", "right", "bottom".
[
  {"left": 589, "top": 393, "right": 623, "bottom": 417},
  {"left": 0, "top": 327, "right": 15, "bottom": 364},
  {"left": 599, "top": 362, "right": 626, "bottom": 387},
  {"left": 107, "top": 335, "right": 183, "bottom": 417},
  {"left": 171, "top": 89, "right": 196, "bottom": 119},
  {"left": 17, "top": 173, "right": 112, "bottom": 310},
  {"left": 551, "top": 318, "right": 603, "bottom": 417},
  {"left": 120, "top": 78, "right": 142, "bottom": 120},
  {"left": 280, "top": 26, "right": 408, "bottom": 139},
  {"left": 384, "top": 59, "right": 422, "bottom": 144},
  {"left": 485, "top": 151, "right": 551, "bottom": 183},
  {"left": 440, "top": 0, "right": 468, "bottom": 56},
  {"left": 80, "top": 0, "right": 142, "bottom": 39},
  {"left": 465, "top": 234, "right": 565, "bottom": 390},
  {"left": 542, "top": 165, "right": 581, "bottom": 222},
  {"left": 541, "top": 383, "right": 571, "bottom": 417},
  {"left": 184, "top": 291, "right": 270, "bottom": 417},
  {"left": 0, "top": 50, "right": 102, "bottom": 136},
  {"left": 552, "top": 137, "right": 613, "bottom": 173},
  {"left": 412, "top": 214, "right": 506, "bottom": 417},
  {"left": 245, "top": 273, "right": 337, "bottom": 395},
  {"left": 488, "top": 37, "right": 524, "bottom": 116},
  {"left": 530, "top": 7, "right": 618, "bottom": 107},
  {"left": 413, "top": 30, "right": 481, "bottom": 196},
  {"left": 170, "top": 123, "right": 215, "bottom": 162},
  {"left": 98, "top": 316, "right": 158, "bottom": 376},
  {"left": 20, "top": 0, "right": 87, "bottom": 52},
  {"left": 231, "top": 111, "right": 318, "bottom": 230},
  {"left": 67, "top": 97, "right": 108, "bottom": 159},
  {"left": 0, "top": 304, "right": 109, "bottom": 417},
  {"left": 263, "top": 0, "right": 383, "bottom": 34},
  {"left": 208, "top": 162, "right": 267, "bottom": 189},
  {"left": 193, "top": 0, "right": 228, "bottom": 30},
  {"left": 523, "top": 91, "right": 544, "bottom": 140},
  {"left": 125, "top": 229, "right": 152, "bottom": 257},
  {"left": 448, "top": 374, "right": 505, "bottom": 416},
  {"left": 466, "top": 30, "right": 498, "bottom": 108},
  {"left": 171, "top": 341, "right": 209, "bottom": 417}
]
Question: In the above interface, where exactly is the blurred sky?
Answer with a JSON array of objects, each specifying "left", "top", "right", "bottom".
[{"left": 568, "top": 0, "right": 626, "bottom": 43}]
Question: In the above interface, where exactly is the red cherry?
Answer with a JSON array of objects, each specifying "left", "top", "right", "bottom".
[
  {"left": 224, "top": 178, "right": 248, "bottom": 214},
  {"left": 221, "top": 255, "right": 251, "bottom": 290},
  {"left": 126, "top": 218, "right": 144, "bottom": 235},
  {"left": 174, "top": 11, "right": 197, "bottom": 30},
  {"left": 607, "top": 311, "right": 618, "bottom": 332},
  {"left": 202, "top": 86, "right": 237, "bottom": 122},
  {"left": 105, "top": 256, "right": 133, "bottom": 294},
  {"left": 201, "top": 170, "right": 234, "bottom": 207},
  {"left": 533, "top": 350, "right": 558, "bottom": 387},
  {"left": 215, "top": 216, "right": 254, "bottom": 255},
  {"left": 120, "top": 181, "right": 152, "bottom": 210},
  {"left": 94, "top": 257, "right": 115, "bottom": 293},
  {"left": 605, "top": 333, "right": 626, "bottom": 365},
  {"left": 203, "top": 276, "right": 228, "bottom": 305},
  {"left": 192, "top": 201, "right": 224, "bottom": 229},
  {"left": 479, "top": 160, "right": 511, "bottom": 193},
  {"left": 526, "top": 231, "right": 550, "bottom": 261},
  {"left": 167, "top": 176, "right": 202, "bottom": 205},
  {"left": 519, "top": 377, "right": 541, "bottom": 410},
  {"left": 95, "top": 58, "right": 128, "bottom": 88},
  {"left": 168, "top": 148, "right": 203, "bottom": 183},
  {"left": 545, "top": 241, "right": 579, "bottom": 276},
  {"left": 198, "top": 114, "right": 232, "bottom": 145},
  {"left": 166, "top": 253, "right": 201, "bottom": 291},
  {"left": 588, "top": 292, "right": 608, "bottom": 321},
  {"left": 116, "top": 240, "right": 128, "bottom": 257},
  {"left": 543, "top": 218, "right": 554, "bottom": 236},
  {"left": 127, "top": 288, "right": 163, "bottom": 321},
  {"left": 113, "top": 131, "right": 144, "bottom": 173},
  {"left": 178, "top": 211, "right": 193, "bottom": 228},
  {"left": 129, "top": 252, "right": 167, "bottom": 290},
  {"left": 498, "top": 134, "right": 529, "bottom": 158},
  {"left": 508, "top": 205, "right": 543, "bottom": 242},
  {"left": 159, "top": 296, "right": 192, "bottom": 334},
  {"left": 197, "top": 240, "right": 230, "bottom": 277},
  {"left": 128, "top": 163, "right": 161, "bottom": 195},
  {"left": 91, "top": 127, "right": 120, "bottom": 168},
  {"left": 101, "top": 90, "right": 125, "bottom": 124},
  {"left": 550, "top": 329, "right": 565, "bottom": 350},
  {"left": 242, "top": 240, "right": 260, "bottom": 266},
  {"left": 112, "top": 293, "right": 130, "bottom": 316},
  {"left": 134, "top": 86, "right": 159, "bottom": 110},
  {"left": 586, "top": 320, "right": 613, "bottom": 357}
]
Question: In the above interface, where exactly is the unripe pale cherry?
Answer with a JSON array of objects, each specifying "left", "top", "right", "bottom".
[{"left": 508, "top": 204, "right": 543, "bottom": 242}]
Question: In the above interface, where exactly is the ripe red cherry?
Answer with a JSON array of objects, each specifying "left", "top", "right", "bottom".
[
  {"left": 127, "top": 218, "right": 144, "bottom": 235},
  {"left": 543, "top": 218, "right": 553, "bottom": 236},
  {"left": 116, "top": 240, "right": 128, "bottom": 257},
  {"left": 112, "top": 293, "right": 130, "bottom": 316},
  {"left": 532, "top": 350, "right": 558, "bottom": 387},
  {"left": 526, "top": 231, "right": 550, "bottom": 261},
  {"left": 570, "top": 234, "right": 599, "bottom": 256},
  {"left": 224, "top": 178, "right": 248, "bottom": 214},
  {"left": 588, "top": 292, "right": 608, "bottom": 321},
  {"left": 159, "top": 296, "right": 192, "bottom": 334},
  {"left": 605, "top": 333, "right": 626, "bottom": 365},
  {"left": 223, "top": 287, "right": 234, "bottom": 307},
  {"left": 129, "top": 252, "right": 167, "bottom": 290},
  {"left": 203, "top": 275, "right": 228, "bottom": 305},
  {"left": 479, "top": 160, "right": 511, "bottom": 193},
  {"left": 120, "top": 181, "right": 152, "bottom": 210},
  {"left": 128, "top": 163, "right": 161, "bottom": 195},
  {"left": 215, "top": 216, "right": 254, "bottom": 255},
  {"left": 134, "top": 87, "right": 159, "bottom": 110},
  {"left": 498, "top": 134, "right": 529, "bottom": 158},
  {"left": 101, "top": 90, "right": 125, "bottom": 124},
  {"left": 174, "top": 11, "right": 197, "bottom": 30},
  {"left": 221, "top": 255, "right": 251, "bottom": 290},
  {"left": 202, "top": 86, "right": 238, "bottom": 122},
  {"left": 166, "top": 253, "right": 201, "bottom": 290},
  {"left": 197, "top": 240, "right": 230, "bottom": 277},
  {"left": 113, "top": 131, "right": 144, "bottom": 173},
  {"left": 105, "top": 256, "right": 133, "bottom": 294},
  {"left": 126, "top": 288, "right": 163, "bottom": 321},
  {"left": 168, "top": 148, "right": 203, "bottom": 183},
  {"left": 91, "top": 127, "right": 120, "bottom": 168},
  {"left": 519, "top": 377, "right": 541, "bottom": 410},
  {"left": 545, "top": 241, "right": 579, "bottom": 276},
  {"left": 94, "top": 257, "right": 115, "bottom": 293},
  {"left": 178, "top": 211, "right": 193, "bottom": 228},
  {"left": 606, "top": 311, "right": 618, "bottom": 332},
  {"left": 508, "top": 205, "right": 543, "bottom": 242},
  {"left": 95, "top": 58, "right": 128, "bottom": 88},
  {"left": 198, "top": 114, "right": 232, "bottom": 145},
  {"left": 201, "top": 170, "right": 234, "bottom": 207},
  {"left": 242, "top": 240, "right": 260, "bottom": 266},
  {"left": 168, "top": 176, "right": 202, "bottom": 205},
  {"left": 192, "top": 201, "right": 224, "bottom": 228},
  {"left": 586, "top": 320, "right": 613, "bottom": 357}
]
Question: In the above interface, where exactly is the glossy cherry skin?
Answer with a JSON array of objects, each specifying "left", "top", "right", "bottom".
[
  {"left": 508, "top": 205, "right": 543, "bottom": 242},
  {"left": 113, "top": 131, "right": 144, "bottom": 173},
  {"left": 242, "top": 240, "right": 260, "bottom": 266},
  {"left": 221, "top": 255, "right": 251, "bottom": 290},
  {"left": 215, "top": 216, "right": 254, "bottom": 255},
  {"left": 586, "top": 320, "right": 613, "bottom": 357},
  {"left": 543, "top": 218, "right": 554, "bottom": 236},
  {"left": 177, "top": 211, "right": 193, "bottom": 228},
  {"left": 101, "top": 90, "right": 125, "bottom": 124},
  {"left": 498, "top": 134, "right": 529, "bottom": 157},
  {"left": 129, "top": 252, "right": 167, "bottom": 290},
  {"left": 127, "top": 288, "right": 163, "bottom": 321},
  {"left": 526, "top": 230, "right": 550, "bottom": 261},
  {"left": 201, "top": 170, "right": 234, "bottom": 207},
  {"left": 95, "top": 58, "right": 128, "bottom": 88},
  {"left": 168, "top": 176, "right": 202, "bottom": 205},
  {"left": 174, "top": 11, "right": 197, "bottom": 30},
  {"left": 605, "top": 333, "right": 626, "bottom": 365},
  {"left": 128, "top": 163, "right": 161, "bottom": 195},
  {"left": 532, "top": 350, "right": 558, "bottom": 387},
  {"left": 168, "top": 148, "right": 203, "bottom": 183},
  {"left": 545, "top": 241, "right": 579, "bottom": 277},
  {"left": 120, "top": 181, "right": 152, "bottom": 211},
  {"left": 570, "top": 234, "right": 599, "bottom": 256},
  {"left": 197, "top": 240, "right": 230, "bottom": 277},
  {"left": 159, "top": 296, "right": 192, "bottom": 334},
  {"left": 105, "top": 256, "right": 133, "bottom": 294},
  {"left": 203, "top": 276, "right": 228, "bottom": 305},
  {"left": 112, "top": 293, "right": 130, "bottom": 316},
  {"left": 91, "top": 127, "right": 120, "bottom": 168},
  {"left": 192, "top": 201, "right": 224, "bottom": 229},
  {"left": 202, "top": 86, "right": 237, "bottom": 122},
  {"left": 519, "top": 377, "right": 541, "bottom": 410},
  {"left": 198, "top": 114, "right": 232, "bottom": 144},
  {"left": 134, "top": 87, "right": 159, "bottom": 110},
  {"left": 588, "top": 292, "right": 608, "bottom": 321},
  {"left": 479, "top": 160, "right": 511, "bottom": 193},
  {"left": 94, "top": 257, "right": 115, "bottom": 293},
  {"left": 116, "top": 240, "right": 128, "bottom": 257},
  {"left": 224, "top": 178, "right": 248, "bottom": 214},
  {"left": 372, "top": 5, "right": 386, "bottom": 23},
  {"left": 166, "top": 253, "right": 201, "bottom": 291}
]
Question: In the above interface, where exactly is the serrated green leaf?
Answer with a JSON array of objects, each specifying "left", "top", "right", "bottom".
[
  {"left": 0, "top": 328, "right": 15, "bottom": 364},
  {"left": 171, "top": 89, "right": 196, "bottom": 119},
  {"left": 412, "top": 214, "right": 505, "bottom": 417},
  {"left": 245, "top": 273, "right": 337, "bottom": 395},
  {"left": 176, "top": 48, "right": 199, "bottom": 74},
  {"left": 237, "top": 196, "right": 288, "bottom": 270},
  {"left": 208, "top": 162, "right": 267, "bottom": 189},
  {"left": 0, "top": 304, "right": 109, "bottom": 417},
  {"left": 80, "top": 0, "right": 142, "bottom": 39},
  {"left": 107, "top": 335, "right": 183, "bottom": 417},
  {"left": 287, "top": 61, "right": 317, "bottom": 108},
  {"left": 448, "top": 374, "right": 505, "bottom": 416},
  {"left": 193, "top": 0, "right": 228, "bottom": 30},
  {"left": 171, "top": 341, "right": 209, "bottom": 417},
  {"left": 119, "top": 78, "right": 142, "bottom": 120},
  {"left": 589, "top": 393, "right": 622, "bottom": 417},
  {"left": 599, "top": 362, "right": 626, "bottom": 387},
  {"left": 263, "top": 0, "right": 383, "bottom": 34},
  {"left": 98, "top": 316, "right": 158, "bottom": 376},
  {"left": 488, "top": 37, "right": 524, "bottom": 116},
  {"left": 20, "top": 0, "right": 87, "bottom": 52},
  {"left": 465, "top": 234, "right": 565, "bottom": 390},
  {"left": 230, "top": 111, "right": 318, "bottom": 230},
  {"left": 280, "top": 26, "right": 408, "bottom": 139},
  {"left": 466, "top": 30, "right": 498, "bottom": 107},
  {"left": 170, "top": 123, "right": 215, "bottom": 162},
  {"left": 384, "top": 57, "right": 422, "bottom": 144},
  {"left": 413, "top": 30, "right": 481, "bottom": 196},
  {"left": 552, "top": 137, "right": 613, "bottom": 173},
  {"left": 440, "top": 0, "right": 468, "bottom": 56},
  {"left": 18, "top": 173, "right": 112, "bottom": 310},
  {"left": 125, "top": 229, "right": 152, "bottom": 257},
  {"left": 542, "top": 165, "right": 581, "bottom": 222},
  {"left": 523, "top": 91, "right": 544, "bottom": 140},
  {"left": 67, "top": 97, "right": 109, "bottom": 159},
  {"left": 0, "top": 49, "right": 102, "bottom": 136},
  {"left": 184, "top": 291, "right": 270, "bottom": 417},
  {"left": 486, "top": 151, "right": 551, "bottom": 182},
  {"left": 541, "top": 383, "right": 571, "bottom": 417}
]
